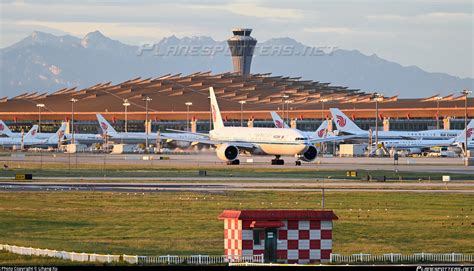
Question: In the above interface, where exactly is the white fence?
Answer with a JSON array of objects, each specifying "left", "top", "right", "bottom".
[
  {"left": 0, "top": 244, "right": 262, "bottom": 265},
  {"left": 137, "top": 254, "right": 264, "bottom": 265},
  {"left": 330, "top": 253, "right": 474, "bottom": 263},
  {"left": 2, "top": 244, "right": 472, "bottom": 265},
  {"left": 0, "top": 244, "right": 129, "bottom": 264}
]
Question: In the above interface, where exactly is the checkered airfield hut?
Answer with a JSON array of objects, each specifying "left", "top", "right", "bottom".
[{"left": 218, "top": 210, "right": 338, "bottom": 264}]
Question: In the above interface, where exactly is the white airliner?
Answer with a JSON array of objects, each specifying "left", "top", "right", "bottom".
[
  {"left": 164, "top": 87, "right": 349, "bottom": 165},
  {"left": 379, "top": 120, "right": 474, "bottom": 154},
  {"left": 0, "top": 120, "right": 101, "bottom": 145},
  {"left": 330, "top": 108, "right": 462, "bottom": 140},
  {"left": 0, "top": 124, "right": 67, "bottom": 148},
  {"left": 0, "top": 120, "right": 70, "bottom": 140},
  {"left": 96, "top": 113, "right": 207, "bottom": 148},
  {"left": 0, "top": 125, "right": 40, "bottom": 147}
]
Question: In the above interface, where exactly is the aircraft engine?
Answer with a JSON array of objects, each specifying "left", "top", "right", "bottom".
[
  {"left": 216, "top": 144, "right": 239, "bottom": 161},
  {"left": 296, "top": 145, "right": 318, "bottom": 162}
]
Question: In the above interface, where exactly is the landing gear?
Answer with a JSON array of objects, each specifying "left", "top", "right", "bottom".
[
  {"left": 227, "top": 159, "right": 240, "bottom": 165},
  {"left": 271, "top": 155, "right": 284, "bottom": 165},
  {"left": 295, "top": 160, "right": 302, "bottom": 166}
]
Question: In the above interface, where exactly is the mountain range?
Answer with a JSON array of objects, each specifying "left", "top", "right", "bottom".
[{"left": 1, "top": 30, "right": 472, "bottom": 98}]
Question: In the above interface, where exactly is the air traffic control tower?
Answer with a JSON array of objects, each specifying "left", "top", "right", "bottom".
[{"left": 227, "top": 28, "right": 257, "bottom": 75}]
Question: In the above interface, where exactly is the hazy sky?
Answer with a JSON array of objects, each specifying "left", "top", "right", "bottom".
[{"left": 1, "top": 0, "right": 473, "bottom": 78}]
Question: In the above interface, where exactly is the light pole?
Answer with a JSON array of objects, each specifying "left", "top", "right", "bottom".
[
  {"left": 290, "top": 106, "right": 294, "bottom": 127},
  {"left": 143, "top": 96, "right": 152, "bottom": 152},
  {"left": 36, "top": 103, "right": 45, "bottom": 133},
  {"left": 123, "top": 99, "right": 130, "bottom": 133},
  {"left": 320, "top": 98, "right": 328, "bottom": 154},
  {"left": 435, "top": 96, "right": 443, "bottom": 130},
  {"left": 462, "top": 89, "right": 471, "bottom": 157},
  {"left": 208, "top": 96, "right": 212, "bottom": 131},
  {"left": 185, "top": 102, "right": 193, "bottom": 131},
  {"left": 320, "top": 98, "right": 328, "bottom": 121},
  {"left": 285, "top": 100, "right": 292, "bottom": 125},
  {"left": 69, "top": 98, "right": 78, "bottom": 144},
  {"left": 373, "top": 93, "right": 384, "bottom": 151},
  {"left": 281, "top": 94, "right": 289, "bottom": 120},
  {"left": 239, "top": 100, "right": 246, "bottom": 127}
]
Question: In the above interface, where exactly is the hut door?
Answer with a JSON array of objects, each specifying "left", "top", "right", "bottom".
[{"left": 264, "top": 228, "right": 277, "bottom": 262}]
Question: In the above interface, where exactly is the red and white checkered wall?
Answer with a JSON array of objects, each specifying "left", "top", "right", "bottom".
[
  {"left": 223, "top": 218, "right": 242, "bottom": 256},
  {"left": 223, "top": 218, "right": 333, "bottom": 263}
]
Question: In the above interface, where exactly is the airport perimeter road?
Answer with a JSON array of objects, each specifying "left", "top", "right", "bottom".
[
  {"left": 2, "top": 152, "right": 474, "bottom": 174},
  {"left": 1, "top": 181, "right": 473, "bottom": 193}
]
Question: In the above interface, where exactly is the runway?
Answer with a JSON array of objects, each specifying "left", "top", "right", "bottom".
[
  {"left": 2, "top": 152, "right": 474, "bottom": 174},
  {"left": 1, "top": 181, "right": 473, "bottom": 193}
]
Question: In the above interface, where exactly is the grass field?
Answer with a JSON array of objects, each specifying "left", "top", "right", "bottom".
[{"left": 0, "top": 190, "right": 472, "bottom": 259}]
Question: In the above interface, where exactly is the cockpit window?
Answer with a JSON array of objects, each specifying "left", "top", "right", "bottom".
[{"left": 295, "top": 137, "right": 308, "bottom": 141}]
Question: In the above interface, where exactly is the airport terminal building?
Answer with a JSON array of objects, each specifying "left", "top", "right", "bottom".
[{"left": 0, "top": 71, "right": 472, "bottom": 134}]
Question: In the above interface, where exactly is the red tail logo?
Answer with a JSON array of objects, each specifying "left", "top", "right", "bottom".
[
  {"left": 100, "top": 122, "right": 108, "bottom": 131},
  {"left": 0, "top": 124, "right": 4, "bottom": 132},
  {"left": 317, "top": 128, "right": 326, "bottom": 138},
  {"left": 336, "top": 115, "right": 347, "bottom": 127},
  {"left": 31, "top": 129, "right": 37, "bottom": 136},
  {"left": 467, "top": 128, "right": 473, "bottom": 138},
  {"left": 275, "top": 120, "right": 284, "bottom": 128}
]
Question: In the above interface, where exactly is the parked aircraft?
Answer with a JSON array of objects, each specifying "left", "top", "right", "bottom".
[
  {"left": 0, "top": 124, "right": 68, "bottom": 148},
  {"left": 378, "top": 120, "right": 474, "bottom": 155},
  {"left": 0, "top": 120, "right": 70, "bottom": 140},
  {"left": 96, "top": 113, "right": 207, "bottom": 148},
  {"left": 330, "top": 108, "right": 463, "bottom": 140}
]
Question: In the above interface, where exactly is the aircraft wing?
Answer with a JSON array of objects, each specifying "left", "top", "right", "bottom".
[
  {"left": 164, "top": 129, "right": 209, "bottom": 137},
  {"left": 308, "top": 134, "right": 358, "bottom": 144},
  {"left": 158, "top": 134, "right": 256, "bottom": 149}
]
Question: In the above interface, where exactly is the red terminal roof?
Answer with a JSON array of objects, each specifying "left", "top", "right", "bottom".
[
  {"left": 1, "top": 72, "right": 471, "bottom": 121},
  {"left": 218, "top": 210, "right": 338, "bottom": 220}
]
